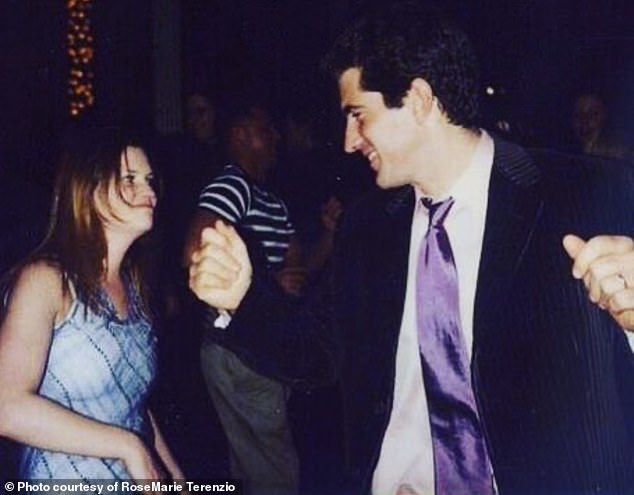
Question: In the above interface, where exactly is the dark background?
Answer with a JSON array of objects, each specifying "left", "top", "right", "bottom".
[{"left": 0, "top": 0, "right": 632, "bottom": 188}]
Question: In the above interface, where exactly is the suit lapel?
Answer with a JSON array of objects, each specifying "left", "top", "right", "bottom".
[
  {"left": 473, "top": 139, "right": 544, "bottom": 347},
  {"left": 374, "top": 186, "right": 415, "bottom": 340},
  {"left": 368, "top": 138, "right": 544, "bottom": 346}
]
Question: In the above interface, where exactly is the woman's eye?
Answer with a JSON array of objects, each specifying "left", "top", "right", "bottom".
[{"left": 123, "top": 175, "right": 135, "bottom": 184}]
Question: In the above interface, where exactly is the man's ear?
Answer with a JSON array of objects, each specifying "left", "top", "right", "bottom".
[{"left": 407, "top": 78, "right": 435, "bottom": 124}]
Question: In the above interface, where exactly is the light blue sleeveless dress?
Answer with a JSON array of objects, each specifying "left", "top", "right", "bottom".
[{"left": 18, "top": 277, "right": 158, "bottom": 480}]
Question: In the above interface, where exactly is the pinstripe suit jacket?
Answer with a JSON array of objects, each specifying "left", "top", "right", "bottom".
[{"left": 218, "top": 137, "right": 634, "bottom": 494}]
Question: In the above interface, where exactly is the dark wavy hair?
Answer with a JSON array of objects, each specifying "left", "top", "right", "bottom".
[{"left": 324, "top": 1, "right": 480, "bottom": 128}]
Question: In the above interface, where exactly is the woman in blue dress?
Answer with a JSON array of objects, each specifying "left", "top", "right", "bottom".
[{"left": 0, "top": 129, "right": 183, "bottom": 480}]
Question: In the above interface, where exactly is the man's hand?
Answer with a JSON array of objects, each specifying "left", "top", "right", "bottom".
[
  {"left": 563, "top": 234, "right": 634, "bottom": 331},
  {"left": 188, "top": 220, "right": 252, "bottom": 311}
]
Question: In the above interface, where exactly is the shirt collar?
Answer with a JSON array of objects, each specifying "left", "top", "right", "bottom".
[{"left": 415, "top": 129, "right": 494, "bottom": 212}]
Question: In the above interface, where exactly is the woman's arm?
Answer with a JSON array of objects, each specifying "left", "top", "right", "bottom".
[
  {"left": 149, "top": 410, "right": 185, "bottom": 480},
  {"left": 0, "top": 262, "right": 163, "bottom": 479}
]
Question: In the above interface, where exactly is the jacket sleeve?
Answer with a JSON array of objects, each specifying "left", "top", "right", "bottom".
[{"left": 203, "top": 212, "right": 356, "bottom": 388}]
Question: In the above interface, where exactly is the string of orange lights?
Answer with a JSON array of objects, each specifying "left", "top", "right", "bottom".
[{"left": 66, "top": 0, "right": 94, "bottom": 117}]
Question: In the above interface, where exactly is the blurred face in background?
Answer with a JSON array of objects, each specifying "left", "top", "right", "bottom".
[
  {"left": 572, "top": 94, "right": 606, "bottom": 145},
  {"left": 235, "top": 107, "right": 280, "bottom": 176},
  {"left": 186, "top": 94, "right": 216, "bottom": 144}
]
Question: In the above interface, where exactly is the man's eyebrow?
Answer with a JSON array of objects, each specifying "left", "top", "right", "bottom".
[{"left": 342, "top": 104, "right": 362, "bottom": 115}]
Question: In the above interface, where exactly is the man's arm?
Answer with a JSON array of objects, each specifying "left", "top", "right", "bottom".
[
  {"left": 188, "top": 222, "right": 251, "bottom": 311},
  {"left": 275, "top": 197, "right": 343, "bottom": 297},
  {"left": 183, "top": 209, "right": 224, "bottom": 269},
  {"left": 188, "top": 222, "right": 339, "bottom": 386},
  {"left": 305, "top": 196, "right": 342, "bottom": 275},
  {"left": 184, "top": 170, "right": 251, "bottom": 268},
  {"left": 563, "top": 234, "right": 634, "bottom": 331},
  {"left": 275, "top": 236, "right": 307, "bottom": 297}
]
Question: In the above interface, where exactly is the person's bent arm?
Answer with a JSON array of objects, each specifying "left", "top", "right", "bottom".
[
  {"left": 305, "top": 196, "right": 342, "bottom": 275},
  {"left": 182, "top": 209, "right": 224, "bottom": 269},
  {"left": 188, "top": 221, "right": 339, "bottom": 386},
  {"left": 0, "top": 262, "right": 163, "bottom": 480},
  {"left": 275, "top": 236, "right": 307, "bottom": 297},
  {"left": 188, "top": 222, "right": 247, "bottom": 311}
]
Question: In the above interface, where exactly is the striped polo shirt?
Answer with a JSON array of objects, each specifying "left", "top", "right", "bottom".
[{"left": 198, "top": 164, "right": 295, "bottom": 270}]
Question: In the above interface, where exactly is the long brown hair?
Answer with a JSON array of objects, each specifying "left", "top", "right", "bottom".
[{"left": 32, "top": 128, "right": 156, "bottom": 314}]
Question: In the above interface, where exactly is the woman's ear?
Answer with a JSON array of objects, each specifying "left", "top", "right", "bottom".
[{"left": 407, "top": 78, "right": 435, "bottom": 124}]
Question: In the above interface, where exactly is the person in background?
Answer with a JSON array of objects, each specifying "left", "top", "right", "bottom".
[
  {"left": 186, "top": 91, "right": 219, "bottom": 152},
  {"left": 184, "top": 99, "right": 300, "bottom": 495},
  {"left": 0, "top": 128, "right": 183, "bottom": 480},
  {"left": 157, "top": 88, "right": 223, "bottom": 306},
  {"left": 572, "top": 92, "right": 631, "bottom": 160},
  {"left": 188, "top": 2, "right": 634, "bottom": 494},
  {"left": 150, "top": 88, "right": 227, "bottom": 479},
  {"left": 275, "top": 108, "right": 347, "bottom": 282}
]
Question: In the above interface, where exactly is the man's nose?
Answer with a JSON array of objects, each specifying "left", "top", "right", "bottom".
[{"left": 344, "top": 120, "right": 362, "bottom": 154}]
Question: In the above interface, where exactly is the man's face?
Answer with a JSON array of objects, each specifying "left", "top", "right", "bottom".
[
  {"left": 186, "top": 94, "right": 215, "bottom": 143},
  {"left": 572, "top": 95, "right": 605, "bottom": 144},
  {"left": 239, "top": 108, "right": 280, "bottom": 172},
  {"left": 339, "top": 67, "right": 422, "bottom": 189}
]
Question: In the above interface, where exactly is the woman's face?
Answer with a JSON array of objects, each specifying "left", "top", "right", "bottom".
[{"left": 95, "top": 146, "right": 157, "bottom": 239}]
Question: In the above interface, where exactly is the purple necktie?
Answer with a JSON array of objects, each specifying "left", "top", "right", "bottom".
[{"left": 416, "top": 197, "right": 493, "bottom": 495}]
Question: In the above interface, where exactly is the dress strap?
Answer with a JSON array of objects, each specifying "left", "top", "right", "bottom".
[{"left": 53, "top": 275, "right": 81, "bottom": 330}]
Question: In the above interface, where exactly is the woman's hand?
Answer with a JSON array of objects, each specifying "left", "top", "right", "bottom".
[{"left": 122, "top": 434, "right": 166, "bottom": 481}]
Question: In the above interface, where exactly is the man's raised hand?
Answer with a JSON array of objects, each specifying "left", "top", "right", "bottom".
[
  {"left": 189, "top": 220, "right": 252, "bottom": 311},
  {"left": 563, "top": 234, "right": 634, "bottom": 331}
]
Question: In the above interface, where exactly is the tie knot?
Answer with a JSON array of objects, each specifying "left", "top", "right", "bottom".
[{"left": 421, "top": 197, "right": 454, "bottom": 228}]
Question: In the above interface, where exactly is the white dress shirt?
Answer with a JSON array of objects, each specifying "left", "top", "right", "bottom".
[{"left": 372, "top": 130, "right": 494, "bottom": 495}]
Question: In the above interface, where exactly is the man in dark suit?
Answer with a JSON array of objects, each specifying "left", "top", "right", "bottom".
[{"left": 188, "top": 3, "right": 634, "bottom": 494}]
